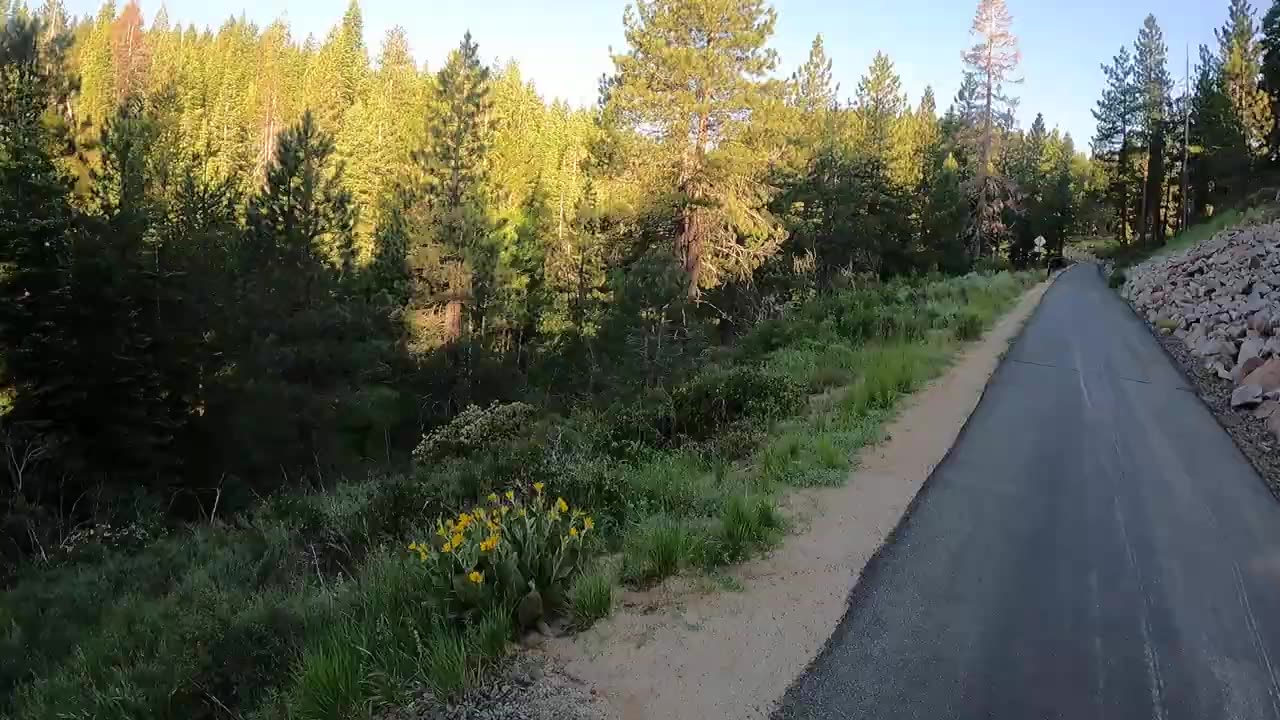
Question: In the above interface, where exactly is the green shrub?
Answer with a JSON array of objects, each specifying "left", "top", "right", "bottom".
[
  {"left": 606, "top": 366, "right": 805, "bottom": 452},
  {"left": 413, "top": 401, "right": 538, "bottom": 464},
  {"left": 568, "top": 569, "right": 614, "bottom": 628},
  {"left": 1108, "top": 269, "right": 1125, "bottom": 289}
]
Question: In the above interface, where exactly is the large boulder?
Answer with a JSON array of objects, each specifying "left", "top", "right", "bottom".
[
  {"left": 1232, "top": 384, "right": 1264, "bottom": 408},
  {"left": 1236, "top": 355, "right": 1267, "bottom": 384},
  {"left": 1239, "top": 335, "right": 1265, "bottom": 367},
  {"left": 1242, "top": 357, "right": 1280, "bottom": 393}
]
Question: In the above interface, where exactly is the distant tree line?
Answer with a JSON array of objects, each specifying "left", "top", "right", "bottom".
[
  {"left": 1091, "top": 0, "right": 1280, "bottom": 248},
  {"left": 0, "top": 0, "right": 1094, "bottom": 539}
]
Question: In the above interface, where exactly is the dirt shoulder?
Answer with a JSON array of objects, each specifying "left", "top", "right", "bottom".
[{"left": 541, "top": 277, "right": 1055, "bottom": 720}]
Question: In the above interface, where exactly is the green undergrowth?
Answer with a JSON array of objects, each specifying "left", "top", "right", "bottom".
[{"left": 0, "top": 271, "right": 1036, "bottom": 720}]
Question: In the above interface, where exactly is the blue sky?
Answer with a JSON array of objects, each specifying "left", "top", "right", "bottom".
[{"left": 66, "top": 0, "right": 1223, "bottom": 147}]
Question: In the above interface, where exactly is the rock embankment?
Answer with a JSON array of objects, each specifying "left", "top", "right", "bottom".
[{"left": 1123, "top": 222, "right": 1280, "bottom": 439}]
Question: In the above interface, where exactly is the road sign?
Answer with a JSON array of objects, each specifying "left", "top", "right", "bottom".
[{"left": 1034, "top": 236, "right": 1046, "bottom": 249}]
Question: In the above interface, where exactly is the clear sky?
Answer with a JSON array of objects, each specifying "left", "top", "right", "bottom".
[{"left": 65, "top": 0, "right": 1223, "bottom": 147}]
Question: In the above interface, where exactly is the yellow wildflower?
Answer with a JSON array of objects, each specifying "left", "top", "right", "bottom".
[
  {"left": 583, "top": 516, "right": 594, "bottom": 532},
  {"left": 500, "top": 506, "right": 510, "bottom": 516},
  {"left": 456, "top": 513, "right": 472, "bottom": 530},
  {"left": 556, "top": 497, "right": 568, "bottom": 513},
  {"left": 569, "top": 527, "right": 579, "bottom": 538},
  {"left": 487, "top": 492, "right": 498, "bottom": 503},
  {"left": 505, "top": 490, "right": 515, "bottom": 502},
  {"left": 451, "top": 533, "right": 464, "bottom": 548},
  {"left": 533, "top": 482, "right": 544, "bottom": 494},
  {"left": 408, "top": 542, "right": 418, "bottom": 551},
  {"left": 468, "top": 571, "right": 485, "bottom": 584},
  {"left": 441, "top": 541, "right": 453, "bottom": 554},
  {"left": 436, "top": 526, "right": 447, "bottom": 538},
  {"left": 517, "top": 509, "right": 527, "bottom": 518}
]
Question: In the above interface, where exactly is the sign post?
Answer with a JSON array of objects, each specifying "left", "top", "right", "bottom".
[{"left": 1034, "top": 236, "right": 1048, "bottom": 277}]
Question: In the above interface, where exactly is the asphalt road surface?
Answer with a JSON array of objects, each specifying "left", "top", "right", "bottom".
[{"left": 775, "top": 264, "right": 1280, "bottom": 720}]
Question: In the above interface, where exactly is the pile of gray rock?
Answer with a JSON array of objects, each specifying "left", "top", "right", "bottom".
[{"left": 1123, "top": 222, "right": 1280, "bottom": 435}]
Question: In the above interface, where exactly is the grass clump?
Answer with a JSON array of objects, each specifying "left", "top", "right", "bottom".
[
  {"left": 421, "top": 624, "right": 470, "bottom": 698},
  {"left": 621, "top": 516, "right": 701, "bottom": 584},
  {"left": 568, "top": 569, "right": 615, "bottom": 628},
  {"left": 291, "top": 631, "right": 366, "bottom": 720},
  {"left": 953, "top": 309, "right": 986, "bottom": 340},
  {"left": 714, "top": 494, "right": 783, "bottom": 563}
]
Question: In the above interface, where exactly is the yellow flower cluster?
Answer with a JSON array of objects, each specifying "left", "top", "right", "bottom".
[{"left": 408, "top": 483, "right": 595, "bottom": 598}]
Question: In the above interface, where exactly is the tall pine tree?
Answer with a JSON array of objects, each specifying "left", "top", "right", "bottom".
[
  {"left": 406, "top": 32, "right": 494, "bottom": 357},
  {"left": 1218, "top": 0, "right": 1272, "bottom": 156},
  {"left": 853, "top": 52, "right": 905, "bottom": 164},
  {"left": 1134, "top": 14, "right": 1173, "bottom": 245},
  {"left": 960, "top": 0, "right": 1020, "bottom": 259},
  {"left": 1092, "top": 46, "right": 1141, "bottom": 242},
  {"left": 609, "top": 0, "right": 784, "bottom": 299}
]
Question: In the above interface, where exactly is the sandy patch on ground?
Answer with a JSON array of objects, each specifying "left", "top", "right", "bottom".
[{"left": 545, "top": 278, "right": 1055, "bottom": 720}]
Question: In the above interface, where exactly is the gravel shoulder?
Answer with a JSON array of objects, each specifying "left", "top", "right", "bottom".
[{"left": 543, "top": 277, "right": 1055, "bottom": 720}]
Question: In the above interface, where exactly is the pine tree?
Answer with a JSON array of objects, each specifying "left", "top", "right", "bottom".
[
  {"left": 783, "top": 34, "right": 839, "bottom": 172},
  {"left": 920, "top": 152, "right": 970, "bottom": 273},
  {"left": 1134, "top": 14, "right": 1173, "bottom": 245},
  {"left": 247, "top": 110, "right": 355, "bottom": 282},
  {"left": 853, "top": 51, "right": 905, "bottom": 162},
  {"left": 305, "top": 0, "right": 368, "bottom": 133},
  {"left": 235, "top": 111, "right": 364, "bottom": 477},
  {"left": 110, "top": 0, "right": 148, "bottom": 101},
  {"left": 338, "top": 25, "right": 423, "bottom": 236},
  {"left": 36, "top": 0, "right": 67, "bottom": 47},
  {"left": 1091, "top": 45, "right": 1141, "bottom": 242},
  {"left": 77, "top": 1, "right": 117, "bottom": 126},
  {"left": 2, "top": 15, "right": 171, "bottom": 480},
  {"left": 790, "top": 34, "right": 836, "bottom": 114},
  {"left": 407, "top": 32, "right": 494, "bottom": 349},
  {"left": 1262, "top": 0, "right": 1280, "bottom": 157},
  {"left": 960, "top": 0, "right": 1020, "bottom": 259},
  {"left": 248, "top": 20, "right": 296, "bottom": 185},
  {"left": 609, "top": 0, "right": 784, "bottom": 299},
  {"left": 1218, "top": 0, "right": 1272, "bottom": 156},
  {"left": 1191, "top": 44, "right": 1250, "bottom": 215}
]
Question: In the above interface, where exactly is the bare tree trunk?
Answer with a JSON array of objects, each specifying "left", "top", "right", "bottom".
[
  {"left": 1145, "top": 128, "right": 1166, "bottom": 246},
  {"left": 974, "top": 65, "right": 994, "bottom": 261},
  {"left": 1118, "top": 131, "right": 1131, "bottom": 244}
]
